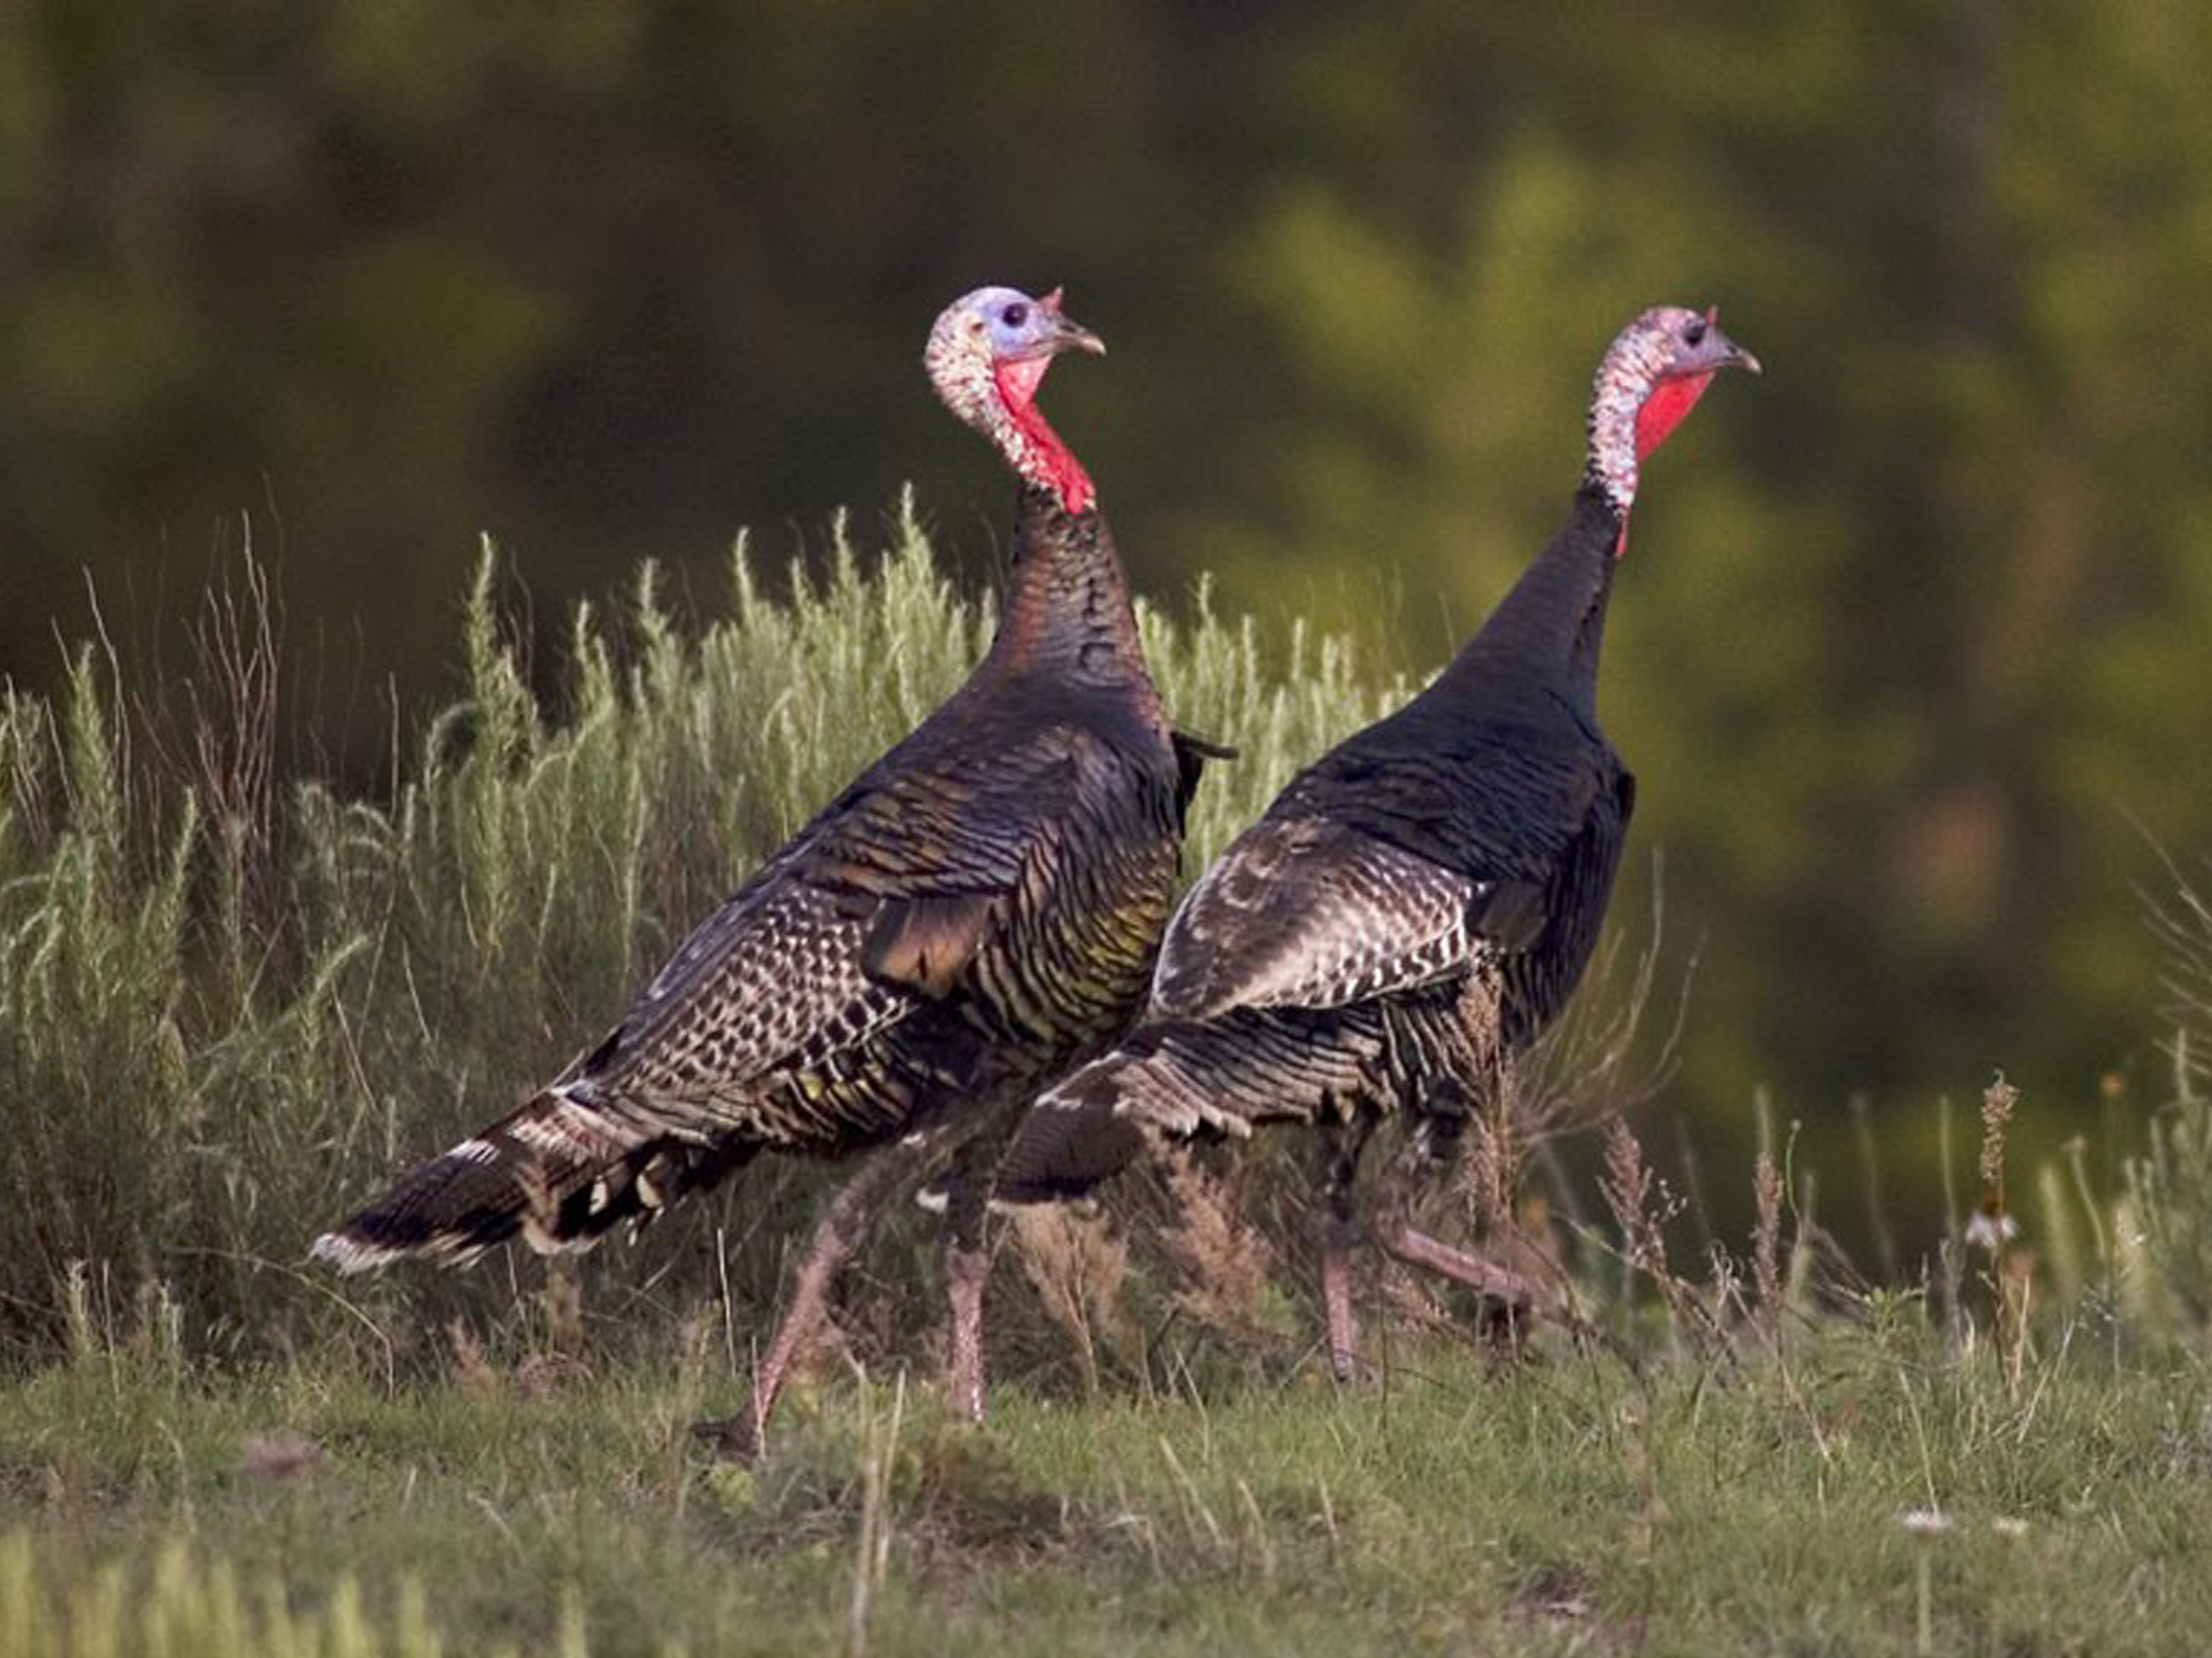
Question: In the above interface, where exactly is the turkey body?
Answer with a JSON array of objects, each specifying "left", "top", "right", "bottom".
[
  {"left": 316, "top": 281, "right": 1212, "bottom": 1455},
  {"left": 557, "top": 489, "right": 1196, "bottom": 1207},
  {"left": 1000, "top": 485, "right": 1631, "bottom": 1201},
  {"left": 996, "top": 306, "right": 1756, "bottom": 1376}
]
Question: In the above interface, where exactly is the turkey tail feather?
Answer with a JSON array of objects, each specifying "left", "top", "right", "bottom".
[
  {"left": 997, "top": 1007, "right": 1376, "bottom": 1204},
  {"left": 992, "top": 1053, "right": 1157, "bottom": 1203},
  {"left": 311, "top": 1086, "right": 752, "bottom": 1273}
]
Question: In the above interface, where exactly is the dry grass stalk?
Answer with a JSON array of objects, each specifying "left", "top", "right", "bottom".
[
  {"left": 1752, "top": 1148, "right": 1785, "bottom": 1339},
  {"left": 445, "top": 1319, "right": 500, "bottom": 1401},
  {"left": 1704, "top": 1241, "right": 1743, "bottom": 1333},
  {"left": 1009, "top": 1203, "right": 1129, "bottom": 1397},
  {"left": 1972, "top": 1073, "right": 2029, "bottom": 1387},
  {"left": 182, "top": 551, "right": 280, "bottom": 851},
  {"left": 3, "top": 695, "right": 58, "bottom": 852},
  {"left": 1513, "top": 871, "right": 1687, "bottom": 1148},
  {"left": 847, "top": 1371, "right": 908, "bottom": 1658},
  {"left": 1974, "top": 1075, "right": 2018, "bottom": 1231},
  {"left": 1599, "top": 1115, "right": 1720, "bottom": 1345},
  {"left": 1158, "top": 1148, "right": 1275, "bottom": 1338},
  {"left": 538, "top": 1257, "right": 587, "bottom": 1356},
  {"left": 1380, "top": 1258, "right": 1459, "bottom": 1344},
  {"left": 1601, "top": 1116, "right": 1669, "bottom": 1282},
  {"left": 1465, "top": 1095, "right": 1517, "bottom": 1241}
]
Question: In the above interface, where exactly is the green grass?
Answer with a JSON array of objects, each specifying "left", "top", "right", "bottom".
[
  {"left": 6, "top": 502, "right": 2212, "bottom": 1653},
  {"left": 5, "top": 1321, "right": 2209, "bottom": 1655}
]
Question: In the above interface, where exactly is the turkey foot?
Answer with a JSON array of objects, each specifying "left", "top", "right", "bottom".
[
  {"left": 1376, "top": 1223, "right": 1535, "bottom": 1342},
  {"left": 1372, "top": 1146, "right": 1534, "bottom": 1344}
]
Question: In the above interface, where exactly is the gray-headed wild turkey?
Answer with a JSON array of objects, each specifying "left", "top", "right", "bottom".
[
  {"left": 315, "top": 286, "right": 1219, "bottom": 1456},
  {"left": 996, "top": 306, "right": 1757, "bottom": 1377}
]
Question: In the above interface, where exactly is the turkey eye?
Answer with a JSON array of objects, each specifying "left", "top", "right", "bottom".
[
  {"left": 1683, "top": 317, "right": 1708, "bottom": 347},
  {"left": 1002, "top": 302, "right": 1030, "bottom": 329}
]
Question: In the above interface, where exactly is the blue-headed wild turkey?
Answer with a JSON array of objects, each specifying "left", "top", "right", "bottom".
[
  {"left": 995, "top": 306, "right": 1757, "bottom": 1377},
  {"left": 314, "top": 286, "right": 1219, "bottom": 1456}
]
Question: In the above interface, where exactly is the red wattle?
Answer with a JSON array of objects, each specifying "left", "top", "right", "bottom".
[
  {"left": 996, "top": 356, "right": 1051, "bottom": 407},
  {"left": 994, "top": 362, "right": 1095, "bottom": 514},
  {"left": 1635, "top": 371, "right": 1714, "bottom": 463}
]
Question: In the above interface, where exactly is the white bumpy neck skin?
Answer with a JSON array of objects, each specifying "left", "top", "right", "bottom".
[{"left": 924, "top": 286, "right": 1096, "bottom": 513}]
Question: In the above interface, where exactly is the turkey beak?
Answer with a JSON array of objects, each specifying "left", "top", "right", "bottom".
[
  {"left": 1048, "top": 314, "right": 1105, "bottom": 357},
  {"left": 1703, "top": 308, "right": 1761, "bottom": 376},
  {"left": 1038, "top": 286, "right": 1106, "bottom": 356}
]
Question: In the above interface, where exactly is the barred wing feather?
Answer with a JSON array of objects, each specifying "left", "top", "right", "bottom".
[
  {"left": 1152, "top": 816, "right": 1538, "bottom": 1023},
  {"left": 575, "top": 737, "right": 1082, "bottom": 1115}
]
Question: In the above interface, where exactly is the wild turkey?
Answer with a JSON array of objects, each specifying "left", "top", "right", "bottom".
[
  {"left": 996, "top": 305, "right": 1757, "bottom": 1377},
  {"left": 314, "top": 285, "right": 1216, "bottom": 1456}
]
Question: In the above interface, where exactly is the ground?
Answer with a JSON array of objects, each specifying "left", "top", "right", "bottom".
[{"left": 5, "top": 1308, "right": 2206, "bottom": 1656}]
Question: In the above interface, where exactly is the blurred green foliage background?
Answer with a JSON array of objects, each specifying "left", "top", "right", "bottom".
[{"left": 2, "top": 1, "right": 2207, "bottom": 1222}]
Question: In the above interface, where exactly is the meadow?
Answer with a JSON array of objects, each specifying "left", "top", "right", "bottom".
[{"left": 3, "top": 508, "right": 2210, "bottom": 1654}]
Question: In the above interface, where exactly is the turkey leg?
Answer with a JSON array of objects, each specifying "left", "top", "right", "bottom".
[
  {"left": 694, "top": 1125, "right": 951, "bottom": 1462},
  {"left": 935, "top": 1111, "right": 1022, "bottom": 1426},
  {"left": 1313, "top": 1114, "right": 1377, "bottom": 1382}
]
